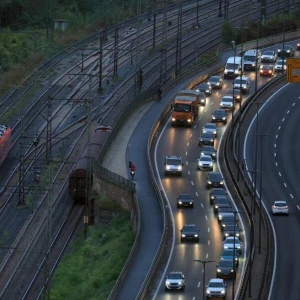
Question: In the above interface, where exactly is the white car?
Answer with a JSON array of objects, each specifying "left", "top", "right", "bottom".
[
  {"left": 220, "top": 96, "right": 234, "bottom": 111},
  {"left": 197, "top": 155, "right": 213, "bottom": 170},
  {"left": 272, "top": 200, "right": 289, "bottom": 215},
  {"left": 223, "top": 236, "right": 242, "bottom": 253},
  {"left": 202, "top": 123, "right": 218, "bottom": 137},
  {"left": 275, "top": 59, "right": 287, "bottom": 72},
  {"left": 165, "top": 271, "right": 186, "bottom": 291},
  {"left": 206, "top": 278, "right": 227, "bottom": 298},
  {"left": 261, "top": 50, "right": 277, "bottom": 63}
]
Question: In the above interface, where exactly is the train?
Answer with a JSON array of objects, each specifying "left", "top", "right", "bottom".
[
  {"left": 0, "top": 125, "right": 12, "bottom": 165},
  {"left": 69, "top": 125, "right": 112, "bottom": 204}
]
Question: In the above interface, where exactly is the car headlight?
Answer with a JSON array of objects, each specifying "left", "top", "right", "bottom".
[
  {"left": 166, "top": 280, "right": 170, "bottom": 285},
  {"left": 236, "top": 233, "right": 240, "bottom": 236},
  {"left": 220, "top": 181, "right": 224, "bottom": 184},
  {"left": 201, "top": 152, "right": 204, "bottom": 156},
  {"left": 231, "top": 269, "right": 234, "bottom": 272},
  {"left": 203, "top": 129, "right": 207, "bottom": 133},
  {"left": 172, "top": 117, "right": 176, "bottom": 121},
  {"left": 213, "top": 131, "right": 216, "bottom": 134},
  {"left": 216, "top": 82, "right": 219, "bottom": 85},
  {"left": 178, "top": 166, "right": 182, "bottom": 171},
  {"left": 221, "top": 290, "right": 225, "bottom": 294},
  {"left": 178, "top": 201, "right": 182, "bottom": 204},
  {"left": 234, "top": 70, "right": 239, "bottom": 74},
  {"left": 181, "top": 234, "right": 186, "bottom": 237},
  {"left": 212, "top": 153, "right": 216, "bottom": 156},
  {"left": 287, "top": 50, "right": 290, "bottom": 52},
  {"left": 222, "top": 117, "right": 226, "bottom": 120},
  {"left": 225, "top": 233, "right": 229, "bottom": 236},
  {"left": 166, "top": 166, "right": 170, "bottom": 170},
  {"left": 206, "top": 90, "right": 209, "bottom": 93},
  {"left": 194, "top": 234, "right": 198, "bottom": 237},
  {"left": 215, "top": 205, "right": 219, "bottom": 209},
  {"left": 201, "top": 99, "right": 205, "bottom": 103},
  {"left": 210, "top": 139, "right": 213, "bottom": 142},
  {"left": 217, "top": 269, "right": 221, "bottom": 272},
  {"left": 224, "top": 245, "right": 228, "bottom": 249},
  {"left": 187, "top": 119, "right": 192, "bottom": 123},
  {"left": 224, "top": 70, "right": 228, "bottom": 74},
  {"left": 207, "top": 181, "right": 212, "bottom": 184},
  {"left": 206, "top": 290, "right": 211, "bottom": 294},
  {"left": 190, "top": 202, "right": 193, "bottom": 204}
]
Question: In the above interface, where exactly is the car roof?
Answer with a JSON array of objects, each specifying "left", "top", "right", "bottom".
[
  {"left": 209, "top": 278, "right": 224, "bottom": 283},
  {"left": 213, "top": 109, "right": 226, "bottom": 113},
  {"left": 166, "top": 155, "right": 181, "bottom": 159},
  {"left": 201, "top": 145, "right": 215, "bottom": 150},
  {"left": 201, "top": 132, "right": 214, "bottom": 137},
  {"left": 204, "top": 122, "right": 217, "bottom": 127},
  {"left": 274, "top": 200, "right": 287, "bottom": 204},
  {"left": 200, "top": 155, "right": 212, "bottom": 159},
  {"left": 208, "top": 172, "right": 222, "bottom": 177},
  {"left": 183, "top": 224, "right": 197, "bottom": 227},
  {"left": 178, "top": 193, "right": 192, "bottom": 197}
]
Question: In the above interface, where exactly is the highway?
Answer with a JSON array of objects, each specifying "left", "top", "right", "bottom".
[
  {"left": 244, "top": 80, "right": 300, "bottom": 300},
  {"left": 153, "top": 45, "right": 300, "bottom": 299}
]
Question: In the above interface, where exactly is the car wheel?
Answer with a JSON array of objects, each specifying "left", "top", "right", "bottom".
[
  {"left": 191, "top": 204, "right": 194, "bottom": 208},
  {"left": 181, "top": 238, "right": 184, "bottom": 243},
  {"left": 181, "top": 286, "right": 185, "bottom": 291},
  {"left": 177, "top": 204, "right": 180, "bottom": 208}
]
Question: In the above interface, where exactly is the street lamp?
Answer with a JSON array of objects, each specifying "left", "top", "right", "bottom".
[{"left": 193, "top": 259, "right": 215, "bottom": 300}]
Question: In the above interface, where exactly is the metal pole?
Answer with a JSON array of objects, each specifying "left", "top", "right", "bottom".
[
  {"left": 152, "top": 10, "right": 157, "bottom": 49},
  {"left": 203, "top": 262, "right": 206, "bottom": 300},
  {"left": 232, "top": 211, "right": 237, "bottom": 300},
  {"left": 255, "top": 21, "right": 259, "bottom": 93},
  {"left": 197, "top": 0, "right": 200, "bottom": 23},
  {"left": 98, "top": 33, "right": 103, "bottom": 93}
]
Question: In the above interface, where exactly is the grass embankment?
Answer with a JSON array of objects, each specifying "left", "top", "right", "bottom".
[{"left": 50, "top": 212, "right": 134, "bottom": 300}]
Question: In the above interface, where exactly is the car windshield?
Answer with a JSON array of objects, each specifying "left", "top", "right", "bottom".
[
  {"left": 182, "top": 226, "right": 197, "bottom": 233},
  {"left": 212, "top": 189, "right": 226, "bottom": 195},
  {"left": 210, "top": 173, "right": 222, "bottom": 180},
  {"left": 198, "top": 84, "right": 208, "bottom": 89},
  {"left": 214, "top": 110, "right": 226, "bottom": 115},
  {"left": 201, "top": 156, "right": 211, "bottom": 161},
  {"left": 202, "top": 133, "right": 213, "bottom": 138},
  {"left": 234, "top": 78, "right": 247, "bottom": 84},
  {"left": 261, "top": 66, "right": 272, "bottom": 70},
  {"left": 275, "top": 202, "right": 287, "bottom": 207},
  {"left": 222, "top": 97, "right": 233, "bottom": 103},
  {"left": 219, "top": 260, "right": 233, "bottom": 267},
  {"left": 263, "top": 51, "right": 273, "bottom": 55},
  {"left": 168, "top": 273, "right": 182, "bottom": 279},
  {"left": 216, "top": 198, "right": 229, "bottom": 205},
  {"left": 166, "top": 158, "right": 181, "bottom": 165},
  {"left": 173, "top": 103, "right": 191, "bottom": 112},
  {"left": 179, "top": 194, "right": 191, "bottom": 199},
  {"left": 205, "top": 124, "right": 216, "bottom": 129},
  {"left": 209, "top": 76, "right": 219, "bottom": 82},
  {"left": 209, "top": 282, "right": 224, "bottom": 288},
  {"left": 225, "top": 237, "right": 239, "bottom": 242},
  {"left": 277, "top": 60, "right": 286, "bottom": 65},
  {"left": 222, "top": 249, "right": 238, "bottom": 256},
  {"left": 226, "top": 63, "right": 239, "bottom": 69},
  {"left": 244, "top": 55, "right": 255, "bottom": 62}
]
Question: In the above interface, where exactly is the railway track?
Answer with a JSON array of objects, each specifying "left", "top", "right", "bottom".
[{"left": 0, "top": 0, "right": 293, "bottom": 298}]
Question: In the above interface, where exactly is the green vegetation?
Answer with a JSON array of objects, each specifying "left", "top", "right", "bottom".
[{"left": 50, "top": 212, "right": 134, "bottom": 299}]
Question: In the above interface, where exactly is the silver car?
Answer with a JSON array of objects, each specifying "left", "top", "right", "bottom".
[
  {"left": 202, "top": 122, "right": 218, "bottom": 137},
  {"left": 275, "top": 59, "right": 287, "bottom": 72},
  {"left": 206, "top": 278, "right": 227, "bottom": 298},
  {"left": 261, "top": 50, "right": 277, "bottom": 63},
  {"left": 223, "top": 236, "right": 242, "bottom": 253},
  {"left": 165, "top": 271, "right": 186, "bottom": 291},
  {"left": 220, "top": 96, "right": 234, "bottom": 111},
  {"left": 197, "top": 155, "right": 213, "bottom": 170}
]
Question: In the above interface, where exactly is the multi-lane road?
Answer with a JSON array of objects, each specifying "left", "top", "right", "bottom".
[{"left": 152, "top": 45, "right": 300, "bottom": 299}]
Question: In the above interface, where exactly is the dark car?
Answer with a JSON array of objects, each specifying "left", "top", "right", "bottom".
[
  {"left": 260, "top": 65, "right": 274, "bottom": 77},
  {"left": 208, "top": 75, "right": 223, "bottom": 89},
  {"left": 226, "top": 87, "right": 242, "bottom": 102},
  {"left": 211, "top": 109, "right": 227, "bottom": 124},
  {"left": 180, "top": 224, "right": 200, "bottom": 242},
  {"left": 196, "top": 82, "right": 212, "bottom": 96},
  {"left": 216, "top": 259, "right": 236, "bottom": 279},
  {"left": 222, "top": 224, "right": 242, "bottom": 240},
  {"left": 206, "top": 172, "right": 224, "bottom": 189},
  {"left": 220, "top": 249, "right": 240, "bottom": 266},
  {"left": 213, "top": 195, "right": 231, "bottom": 213},
  {"left": 278, "top": 44, "right": 295, "bottom": 58},
  {"left": 217, "top": 207, "right": 234, "bottom": 221},
  {"left": 199, "top": 132, "right": 215, "bottom": 146},
  {"left": 297, "top": 41, "right": 300, "bottom": 50},
  {"left": 200, "top": 146, "right": 216, "bottom": 160},
  {"left": 209, "top": 188, "right": 227, "bottom": 204},
  {"left": 177, "top": 194, "right": 194, "bottom": 208},
  {"left": 220, "top": 216, "right": 238, "bottom": 230}
]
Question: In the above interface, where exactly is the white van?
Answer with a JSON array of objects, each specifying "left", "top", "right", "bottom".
[
  {"left": 233, "top": 76, "right": 250, "bottom": 94},
  {"left": 243, "top": 49, "right": 261, "bottom": 70},
  {"left": 224, "top": 56, "right": 243, "bottom": 79}
]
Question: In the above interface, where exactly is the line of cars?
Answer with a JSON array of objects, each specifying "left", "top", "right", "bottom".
[{"left": 164, "top": 74, "right": 245, "bottom": 297}]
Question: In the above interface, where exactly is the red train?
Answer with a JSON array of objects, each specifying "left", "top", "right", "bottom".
[
  {"left": 0, "top": 125, "right": 11, "bottom": 165},
  {"left": 69, "top": 125, "right": 112, "bottom": 204}
]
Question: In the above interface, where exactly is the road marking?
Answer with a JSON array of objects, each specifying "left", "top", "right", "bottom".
[
  {"left": 275, "top": 162, "right": 278, "bottom": 166},
  {"left": 275, "top": 135, "right": 278, "bottom": 139},
  {"left": 193, "top": 125, "right": 196, "bottom": 129},
  {"left": 197, "top": 282, "right": 201, "bottom": 288},
  {"left": 201, "top": 203, "right": 204, "bottom": 208},
  {"left": 287, "top": 110, "right": 290, "bottom": 114},
  {"left": 292, "top": 102, "right": 296, "bottom": 106},
  {"left": 198, "top": 117, "right": 202, "bottom": 120},
  {"left": 187, "top": 142, "right": 189, "bottom": 146},
  {"left": 208, "top": 227, "right": 210, "bottom": 232},
  {"left": 206, "top": 253, "right": 209, "bottom": 258},
  {"left": 282, "top": 117, "right": 285, "bottom": 122},
  {"left": 284, "top": 183, "right": 287, "bottom": 187},
  {"left": 186, "top": 161, "right": 189, "bottom": 165},
  {"left": 191, "top": 181, "right": 194, "bottom": 186},
  {"left": 274, "top": 153, "right": 277, "bottom": 157},
  {"left": 205, "top": 215, "right": 208, "bottom": 220},
  {"left": 278, "top": 126, "right": 281, "bottom": 130},
  {"left": 186, "top": 151, "right": 188, "bottom": 155},
  {"left": 188, "top": 170, "right": 190, "bottom": 175},
  {"left": 290, "top": 194, "right": 294, "bottom": 199},
  {"left": 208, "top": 240, "right": 210, "bottom": 245},
  {"left": 279, "top": 172, "right": 282, "bottom": 177},
  {"left": 204, "top": 109, "right": 207, "bottom": 113},
  {"left": 190, "top": 133, "right": 193, "bottom": 137},
  {"left": 297, "top": 205, "right": 300, "bottom": 210},
  {"left": 195, "top": 192, "right": 198, "bottom": 197},
  {"left": 211, "top": 102, "right": 214, "bottom": 106},
  {"left": 274, "top": 144, "right": 276, "bottom": 148}
]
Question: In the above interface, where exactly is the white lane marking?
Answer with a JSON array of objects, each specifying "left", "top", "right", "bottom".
[
  {"left": 193, "top": 125, "right": 196, "bottom": 129},
  {"left": 208, "top": 240, "right": 210, "bottom": 245},
  {"left": 186, "top": 161, "right": 189, "bottom": 165},
  {"left": 275, "top": 162, "right": 278, "bottom": 166},
  {"left": 210, "top": 102, "right": 214, "bottom": 106},
  {"left": 282, "top": 117, "right": 285, "bottom": 122},
  {"left": 284, "top": 183, "right": 287, "bottom": 187},
  {"left": 191, "top": 181, "right": 194, "bottom": 186},
  {"left": 279, "top": 172, "right": 282, "bottom": 177},
  {"left": 292, "top": 102, "right": 296, "bottom": 106},
  {"left": 274, "top": 144, "right": 276, "bottom": 148},
  {"left": 274, "top": 153, "right": 276, "bottom": 157},
  {"left": 186, "top": 151, "right": 188, "bottom": 155},
  {"left": 187, "top": 142, "right": 189, "bottom": 146},
  {"left": 278, "top": 125, "right": 281, "bottom": 130},
  {"left": 201, "top": 203, "right": 204, "bottom": 208},
  {"left": 188, "top": 170, "right": 190, "bottom": 175},
  {"left": 206, "top": 253, "right": 209, "bottom": 259},
  {"left": 197, "top": 282, "right": 201, "bottom": 288},
  {"left": 198, "top": 116, "right": 201, "bottom": 120},
  {"left": 208, "top": 227, "right": 210, "bottom": 232},
  {"left": 190, "top": 133, "right": 193, "bottom": 137},
  {"left": 275, "top": 135, "right": 278, "bottom": 139},
  {"left": 195, "top": 192, "right": 198, "bottom": 197},
  {"left": 287, "top": 110, "right": 290, "bottom": 114},
  {"left": 192, "top": 298, "right": 196, "bottom": 300},
  {"left": 297, "top": 205, "right": 300, "bottom": 210},
  {"left": 204, "top": 109, "right": 207, "bottom": 113},
  {"left": 290, "top": 194, "right": 294, "bottom": 199},
  {"left": 205, "top": 215, "right": 208, "bottom": 220}
]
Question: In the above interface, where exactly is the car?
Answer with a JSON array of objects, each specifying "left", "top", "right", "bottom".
[
  {"left": 272, "top": 200, "right": 289, "bottom": 215},
  {"left": 297, "top": 42, "right": 300, "bottom": 50},
  {"left": 200, "top": 145, "right": 216, "bottom": 160},
  {"left": 260, "top": 65, "right": 274, "bottom": 77},
  {"left": 164, "top": 156, "right": 183, "bottom": 176},
  {"left": 199, "top": 132, "right": 215, "bottom": 146},
  {"left": 220, "top": 96, "right": 234, "bottom": 111},
  {"left": 165, "top": 271, "right": 186, "bottom": 291},
  {"left": 206, "top": 172, "right": 224, "bottom": 189},
  {"left": 216, "top": 259, "right": 236, "bottom": 279},
  {"left": 206, "top": 278, "right": 227, "bottom": 299},
  {"left": 233, "top": 76, "right": 250, "bottom": 94},
  {"left": 225, "top": 87, "right": 241, "bottom": 102},
  {"left": 207, "top": 75, "right": 223, "bottom": 89},
  {"left": 261, "top": 50, "right": 277, "bottom": 63},
  {"left": 212, "top": 109, "right": 227, "bottom": 124},
  {"left": 197, "top": 155, "right": 213, "bottom": 171},
  {"left": 196, "top": 82, "right": 212, "bottom": 96},
  {"left": 177, "top": 194, "right": 194, "bottom": 208},
  {"left": 220, "top": 248, "right": 240, "bottom": 266},
  {"left": 274, "top": 59, "right": 287, "bottom": 72},
  {"left": 223, "top": 236, "right": 242, "bottom": 253},
  {"left": 220, "top": 216, "right": 238, "bottom": 230},
  {"left": 180, "top": 224, "right": 200, "bottom": 242},
  {"left": 213, "top": 195, "right": 231, "bottom": 213},
  {"left": 277, "top": 44, "right": 295, "bottom": 57},
  {"left": 202, "top": 123, "right": 218, "bottom": 137},
  {"left": 222, "top": 224, "right": 242, "bottom": 240},
  {"left": 217, "top": 207, "right": 234, "bottom": 221},
  {"left": 209, "top": 188, "right": 228, "bottom": 204}
]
